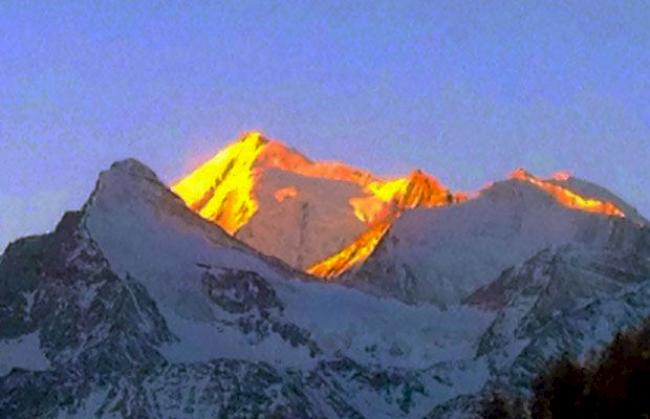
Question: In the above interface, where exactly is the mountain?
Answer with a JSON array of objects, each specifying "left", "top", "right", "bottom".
[
  {"left": 171, "top": 132, "right": 461, "bottom": 274},
  {"left": 1, "top": 145, "right": 649, "bottom": 418},
  {"left": 344, "top": 169, "right": 647, "bottom": 306},
  {"left": 0, "top": 159, "right": 492, "bottom": 418},
  {"left": 170, "top": 133, "right": 646, "bottom": 297}
]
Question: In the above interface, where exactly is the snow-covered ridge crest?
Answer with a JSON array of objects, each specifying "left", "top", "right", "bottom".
[
  {"left": 169, "top": 132, "right": 646, "bottom": 287},
  {"left": 82, "top": 157, "right": 303, "bottom": 280},
  {"left": 108, "top": 158, "right": 160, "bottom": 180},
  {"left": 348, "top": 173, "right": 647, "bottom": 307}
]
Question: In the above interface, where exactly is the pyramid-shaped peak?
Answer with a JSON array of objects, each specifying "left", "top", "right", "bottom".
[
  {"left": 406, "top": 169, "right": 443, "bottom": 186},
  {"left": 238, "top": 130, "right": 269, "bottom": 144},
  {"left": 510, "top": 167, "right": 535, "bottom": 180},
  {"left": 228, "top": 131, "right": 270, "bottom": 156},
  {"left": 85, "top": 159, "right": 177, "bottom": 227},
  {"left": 105, "top": 158, "right": 160, "bottom": 183},
  {"left": 408, "top": 168, "right": 426, "bottom": 178}
]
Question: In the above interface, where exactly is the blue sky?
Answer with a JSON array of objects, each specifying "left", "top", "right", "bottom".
[{"left": 1, "top": 1, "right": 649, "bottom": 249}]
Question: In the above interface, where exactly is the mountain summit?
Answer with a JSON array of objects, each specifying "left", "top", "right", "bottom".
[
  {"left": 172, "top": 132, "right": 459, "bottom": 273},
  {"left": 171, "top": 132, "right": 644, "bottom": 283},
  {"left": 1, "top": 151, "right": 649, "bottom": 418}
]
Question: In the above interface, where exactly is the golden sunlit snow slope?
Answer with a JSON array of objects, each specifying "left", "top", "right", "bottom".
[
  {"left": 172, "top": 132, "right": 628, "bottom": 278},
  {"left": 172, "top": 132, "right": 458, "bottom": 274}
]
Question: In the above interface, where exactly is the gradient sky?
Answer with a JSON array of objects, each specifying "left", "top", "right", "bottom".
[{"left": 1, "top": 1, "right": 649, "bottom": 250}]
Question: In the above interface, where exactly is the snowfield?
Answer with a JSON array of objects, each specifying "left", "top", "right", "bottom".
[{"left": 0, "top": 159, "right": 648, "bottom": 418}]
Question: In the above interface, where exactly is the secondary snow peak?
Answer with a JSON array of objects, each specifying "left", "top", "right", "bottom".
[{"left": 510, "top": 168, "right": 625, "bottom": 218}]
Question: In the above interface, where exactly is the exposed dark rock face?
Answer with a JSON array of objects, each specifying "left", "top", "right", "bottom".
[{"left": 202, "top": 268, "right": 321, "bottom": 356}]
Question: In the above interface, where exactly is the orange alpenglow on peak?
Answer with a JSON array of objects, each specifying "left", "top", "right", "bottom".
[
  {"left": 377, "top": 169, "right": 453, "bottom": 209},
  {"left": 171, "top": 131, "right": 380, "bottom": 233},
  {"left": 510, "top": 168, "right": 625, "bottom": 218},
  {"left": 349, "top": 169, "right": 456, "bottom": 224},
  {"left": 310, "top": 170, "right": 465, "bottom": 278},
  {"left": 171, "top": 131, "right": 461, "bottom": 277},
  {"left": 171, "top": 131, "right": 268, "bottom": 234}
]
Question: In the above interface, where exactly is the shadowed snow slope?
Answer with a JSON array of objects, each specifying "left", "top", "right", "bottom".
[
  {"left": 0, "top": 159, "right": 491, "bottom": 418},
  {"left": 348, "top": 176, "right": 647, "bottom": 306}
]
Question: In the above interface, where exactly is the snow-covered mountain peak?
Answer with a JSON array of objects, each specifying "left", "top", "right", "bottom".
[
  {"left": 90, "top": 158, "right": 213, "bottom": 226},
  {"left": 91, "top": 158, "right": 174, "bottom": 210},
  {"left": 171, "top": 133, "right": 458, "bottom": 274},
  {"left": 168, "top": 133, "right": 647, "bottom": 290},
  {"left": 397, "top": 169, "right": 453, "bottom": 207},
  {"left": 107, "top": 158, "right": 161, "bottom": 180},
  {"left": 347, "top": 169, "right": 644, "bottom": 307},
  {"left": 238, "top": 130, "right": 268, "bottom": 143}
]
